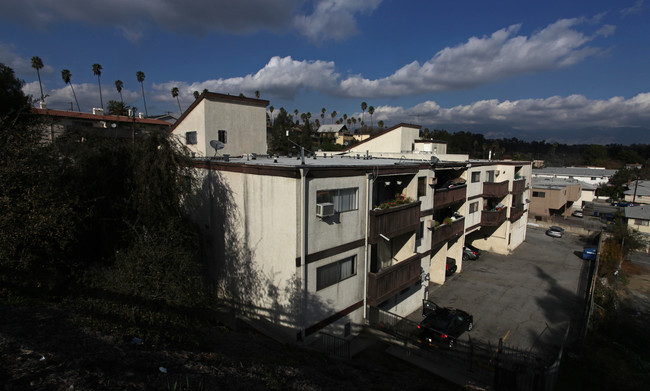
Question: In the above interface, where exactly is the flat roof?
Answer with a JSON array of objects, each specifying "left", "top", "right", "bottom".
[{"left": 533, "top": 167, "right": 617, "bottom": 177}]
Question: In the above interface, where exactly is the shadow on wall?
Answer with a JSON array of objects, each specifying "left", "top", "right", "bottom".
[{"left": 189, "top": 169, "right": 339, "bottom": 340}]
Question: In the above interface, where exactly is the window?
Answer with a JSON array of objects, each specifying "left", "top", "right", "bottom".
[
  {"left": 416, "top": 221, "right": 424, "bottom": 246},
  {"left": 317, "top": 188, "right": 358, "bottom": 213},
  {"left": 185, "top": 131, "right": 197, "bottom": 145},
  {"left": 418, "top": 177, "right": 426, "bottom": 198},
  {"left": 218, "top": 130, "right": 227, "bottom": 144},
  {"left": 635, "top": 219, "right": 649, "bottom": 226},
  {"left": 486, "top": 170, "right": 495, "bottom": 182},
  {"left": 533, "top": 191, "right": 546, "bottom": 198},
  {"left": 469, "top": 201, "right": 479, "bottom": 213},
  {"left": 317, "top": 256, "right": 356, "bottom": 290},
  {"left": 471, "top": 172, "right": 481, "bottom": 183}
]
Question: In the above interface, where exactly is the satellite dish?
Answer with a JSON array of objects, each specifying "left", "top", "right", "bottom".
[{"left": 210, "top": 140, "right": 225, "bottom": 150}]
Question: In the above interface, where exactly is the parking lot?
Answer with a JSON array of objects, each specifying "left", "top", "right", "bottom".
[{"left": 421, "top": 226, "right": 592, "bottom": 357}]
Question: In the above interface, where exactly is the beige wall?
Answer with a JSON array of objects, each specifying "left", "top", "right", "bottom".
[{"left": 347, "top": 125, "right": 420, "bottom": 154}]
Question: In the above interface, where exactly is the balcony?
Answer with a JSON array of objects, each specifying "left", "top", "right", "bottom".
[
  {"left": 369, "top": 201, "right": 421, "bottom": 243},
  {"left": 434, "top": 186, "right": 467, "bottom": 210},
  {"left": 483, "top": 181, "right": 509, "bottom": 199},
  {"left": 512, "top": 179, "right": 526, "bottom": 194},
  {"left": 431, "top": 217, "right": 465, "bottom": 248},
  {"left": 509, "top": 204, "right": 525, "bottom": 222},
  {"left": 481, "top": 208, "right": 507, "bottom": 227},
  {"left": 367, "top": 253, "right": 421, "bottom": 306}
]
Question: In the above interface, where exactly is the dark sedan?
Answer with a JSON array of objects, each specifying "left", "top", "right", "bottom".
[{"left": 417, "top": 300, "right": 473, "bottom": 348}]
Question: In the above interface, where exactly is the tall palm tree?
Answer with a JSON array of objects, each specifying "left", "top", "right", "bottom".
[
  {"left": 61, "top": 69, "right": 80, "bottom": 112},
  {"left": 269, "top": 106, "right": 274, "bottom": 126},
  {"left": 136, "top": 70, "right": 148, "bottom": 117},
  {"left": 361, "top": 101, "right": 367, "bottom": 125},
  {"left": 171, "top": 87, "right": 182, "bottom": 115},
  {"left": 31, "top": 56, "right": 45, "bottom": 104},
  {"left": 368, "top": 106, "right": 375, "bottom": 128},
  {"left": 255, "top": 90, "right": 260, "bottom": 99},
  {"left": 330, "top": 110, "right": 337, "bottom": 124},
  {"left": 92, "top": 63, "right": 103, "bottom": 109},
  {"left": 321, "top": 107, "right": 326, "bottom": 122},
  {"left": 115, "top": 80, "right": 124, "bottom": 104}
]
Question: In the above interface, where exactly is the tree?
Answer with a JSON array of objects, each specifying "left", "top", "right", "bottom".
[
  {"left": 321, "top": 107, "right": 326, "bottom": 122},
  {"left": 31, "top": 56, "right": 45, "bottom": 104},
  {"left": 114, "top": 80, "right": 124, "bottom": 104},
  {"left": 171, "top": 87, "right": 182, "bottom": 115},
  {"left": 330, "top": 110, "right": 337, "bottom": 124},
  {"left": 107, "top": 100, "right": 130, "bottom": 116},
  {"left": 61, "top": 69, "right": 80, "bottom": 112},
  {"left": 136, "top": 71, "right": 148, "bottom": 117},
  {"left": 368, "top": 106, "right": 375, "bottom": 128},
  {"left": 193, "top": 90, "right": 200, "bottom": 99},
  {"left": 92, "top": 63, "right": 103, "bottom": 109},
  {"left": 377, "top": 120, "right": 384, "bottom": 129},
  {"left": 361, "top": 101, "right": 367, "bottom": 124},
  {"left": 255, "top": 90, "right": 260, "bottom": 98}
]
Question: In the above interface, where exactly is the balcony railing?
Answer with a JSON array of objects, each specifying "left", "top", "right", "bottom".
[
  {"left": 481, "top": 208, "right": 507, "bottom": 227},
  {"left": 512, "top": 179, "right": 526, "bottom": 194},
  {"left": 369, "top": 201, "right": 421, "bottom": 243},
  {"left": 367, "top": 253, "right": 421, "bottom": 306},
  {"left": 483, "top": 181, "right": 509, "bottom": 198},
  {"left": 509, "top": 204, "right": 525, "bottom": 222},
  {"left": 434, "top": 186, "right": 467, "bottom": 210},
  {"left": 431, "top": 217, "right": 465, "bottom": 248}
]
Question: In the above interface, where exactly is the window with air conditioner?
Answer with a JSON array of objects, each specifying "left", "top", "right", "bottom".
[{"left": 316, "top": 188, "right": 358, "bottom": 213}]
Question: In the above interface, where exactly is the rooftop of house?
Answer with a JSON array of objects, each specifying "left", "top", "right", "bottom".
[
  {"left": 625, "top": 204, "right": 650, "bottom": 220},
  {"left": 532, "top": 177, "right": 584, "bottom": 190},
  {"left": 624, "top": 180, "right": 650, "bottom": 196},
  {"left": 532, "top": 166, "right": 617, "bottom": 178},
  {"left": 33, "top": 108, "right": 172, "bottom": 126},
  {"left": 316, "top": 124, "right": 348, "bottom": 133},
  {"left": 342, "top": 123, "right": 421, "bottom": 151}
]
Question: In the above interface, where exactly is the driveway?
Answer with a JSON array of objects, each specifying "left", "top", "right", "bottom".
[{"left": 421, "top": 226, "right": 592, "bottom": 357}]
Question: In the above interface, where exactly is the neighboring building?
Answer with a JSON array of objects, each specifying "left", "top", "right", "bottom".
[
  {"left": 33, "top": 107, "right": 172, "bottom": 141},
  {"left": 174, "top": 96, "right": 531, "bottom": 343},
  {"left": 346, "top": 123, "right": 467, "bottom": 162},
  {"left": 624, "top": 180, "right": 650, "bottom": 205},
  {"left": 625, "top": 205, "right": 650, "bottom": 235},
  {"left": 315, "top": 124, "right": 352, "bottom": 145},
  {"left": 532, "top": 160, "right": 545, "bottom": 168},
  {"left": 169, "top": 91, "right": 269, "bottom": 158},
  {"left": 529, "top": 178, "right": 582, "bottom": 221},
  {"left": 532, "top": 167, "right": 616, "bottom": 187}
]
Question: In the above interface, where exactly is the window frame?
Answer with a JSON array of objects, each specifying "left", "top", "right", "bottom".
[
  {"left": 471, "top": 171, "right": 481, "bottom": 183},
  {"left": 417, "top": 177, "right": 426, "bottom": 198},
  {"left": 469, "top": 201, "right": 479, "bottom": 213},
  {"left": 316, "top": 188, "right": 359, "bottom": 213},
  {"left": 532, "top": 191, "right": 546, "bottom": 198},
  {"left": 218, "top": 129, "right": 227, "bottom": 144},
  {"left": 316, "top": 256, "right": 357, "bottom": 291}
]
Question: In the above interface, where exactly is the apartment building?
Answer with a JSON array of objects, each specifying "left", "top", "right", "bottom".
[
  {"left": 529, "top": 177, "right": 582, "bottom": 220},
  {"left": 532, "top": 166, "right": 616, "bottom": 187},
  {"left": 171, "top": 95, "right": 531, "bottom": 342}
]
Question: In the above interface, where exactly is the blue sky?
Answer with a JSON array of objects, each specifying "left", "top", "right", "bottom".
[{"left": 1, "top": 0, "right": 649, "bottom": 144}]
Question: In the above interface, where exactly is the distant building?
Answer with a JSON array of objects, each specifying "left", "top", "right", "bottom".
[
  {"left": 33, "top": 107, "right": 172, "bottom": 141},
  {"left": 624, "top": 180, "right": 650, "bottom": 205},
  {"left": 316, "top": 124, "right": 352, "bottom": 145},
  {"left": 529, "top": 177, "right": 582, "bottom": 220},
  {"left": 531, "top": 167, "right": 616, "bottom": 187},
  {"left": 532, "top": 160, "right": 545, "bottom": 168},
  {"left": 624, "top": 205, "right": 650, "bottom": 236}
]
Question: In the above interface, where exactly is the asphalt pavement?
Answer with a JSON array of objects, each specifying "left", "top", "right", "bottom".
[{"left": 419, "top": 226, "right": 591, "bottom": 358}]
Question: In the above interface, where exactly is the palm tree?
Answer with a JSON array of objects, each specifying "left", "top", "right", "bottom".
[
  {"left": 255, "top": 90, "right": 260, "bottom": 99},
  {"left": 115, "top": 80, "right": 124, "bottom": 104},
  {"left": 92, "top": 63, "right": 103, "bottom": 109},
  {"left": 378, "top": 120, "right": 384, "bottom": 129},
  {"left": 171, "top": 87, "right": 182, "bottom": 115},
  {"left": 330, "top": 110, "right": 337, "bottom": 124},
  {"left": 193, "top": 91, "right": 200, "bottom": 99},
  {"left": 368, "top": 106, "right": 375, "bottom": 128},
  {"left": 351, "top": 117, "right": 357, "bottom": 129},
  {"left": 269, "top": 106, "right": 274, "bottom": 126},
  {"left": 31, "top": 56, "right": 45, "bottom": 104},
  {"left": 136, "top": 71, "right": 148, "bottom": 117},
  {"left": 321, "top": 107, "right": 326, "bottom": 122},
  {"left": 361, "top": 101, "right": 367, "bottom": 125},
  {"left": 61, "top": 69, "right": 80, "bottom": 112}
]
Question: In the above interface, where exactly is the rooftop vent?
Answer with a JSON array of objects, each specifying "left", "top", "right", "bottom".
[{"left": 93, "top": 108, "right": 104, "bottom": 115}]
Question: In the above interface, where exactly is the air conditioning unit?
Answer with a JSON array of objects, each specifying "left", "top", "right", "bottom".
[
  {"left": 426, "top": 219, "right": 435, "bottom": 229},
  {"left": 316, "top": 202, "right": 335, "bottom": 218}
]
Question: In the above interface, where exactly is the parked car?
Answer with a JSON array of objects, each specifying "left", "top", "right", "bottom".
[
  {"left": 445, "top": 257, "right": 457, "bottom": 276},
  {"left": 463, "top": 246, "right": 480, "bottom": 261},
  {"left": 572, "top": 210, "right": 584, "bottom": 218},
  {"left": 546, "top": 226, "right": 564, "bottom": 238},
  {"left": 582, "top": 247, "right": 597, "bottom": 261},
  {"left": 418, "top": 300, "right": 473, "bottom": 348}
]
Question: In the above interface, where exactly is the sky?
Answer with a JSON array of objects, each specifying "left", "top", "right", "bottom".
[{"left": 1, "top": 0, "right": 649, "bottom": 145}]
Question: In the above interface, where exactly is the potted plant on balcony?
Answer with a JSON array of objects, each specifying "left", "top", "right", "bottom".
[
  {"left": 377, "top": 193, "right": 414, "bottom": 209},
  {"left": 444, "top": 217, "right": 453, "bottom": 226}
]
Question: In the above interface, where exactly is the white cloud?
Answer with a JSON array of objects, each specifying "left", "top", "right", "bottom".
[
  {"left": 620, "top": 0, "right": 644, "bottom": 17},
  {"left": 294, "top": 0, "right": 382, "bottom": 43},
  {"left": 339, "top": 17, "right": 613, "bottom": 98},
  {"left": 371, "top": 93, "right": 650, "bottom": 134},
  {"left": 152, "top": 56, "right": 340, "bottom": 100}
]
